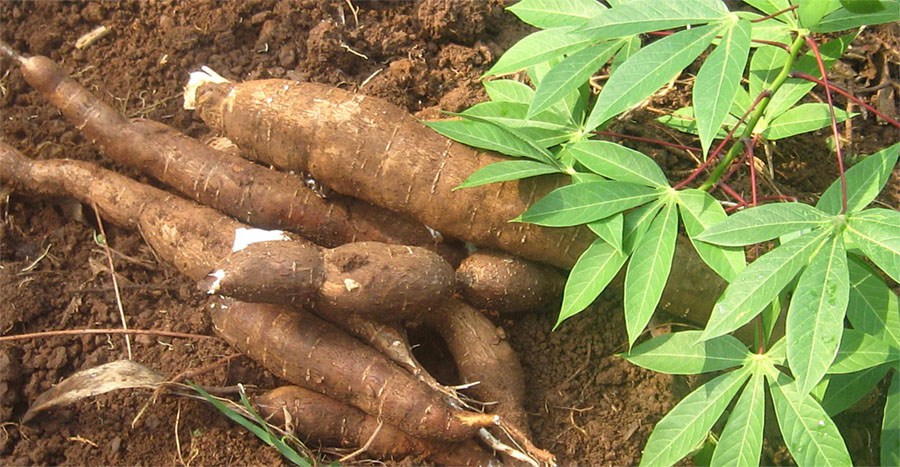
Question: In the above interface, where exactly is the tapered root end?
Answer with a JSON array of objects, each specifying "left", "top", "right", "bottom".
[
  {"left": 458, "top": 411, "right": 498, "bottom": 428},
  {"left": 0, "top": 40, "right": 24, "bottom": 62}
]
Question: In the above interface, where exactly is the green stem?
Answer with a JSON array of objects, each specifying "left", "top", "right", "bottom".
[{"left": 698, "top": 34, "right": 807, "bottom": 192}]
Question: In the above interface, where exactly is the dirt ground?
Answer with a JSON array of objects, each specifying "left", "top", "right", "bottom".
[{"left": 0, "top": 2, "right": 896, "bottom": 466}]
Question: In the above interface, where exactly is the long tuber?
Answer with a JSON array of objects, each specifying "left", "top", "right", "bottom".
[
  {"left": 255, "top": 385, "right": 496, "bottom": 465},
  {"left": 457, "top": 250, "right": 566, "bottom": 314},
  {"left": 210, "top": 298, "right": 495, "bottom": 441},
  {"left": 190, "top": 77, "right": 594, "bottom": 269}
]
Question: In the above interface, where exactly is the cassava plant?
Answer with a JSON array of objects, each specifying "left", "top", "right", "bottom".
[{"left": 432, "top": 0, "right": 900, "bottom": 465}]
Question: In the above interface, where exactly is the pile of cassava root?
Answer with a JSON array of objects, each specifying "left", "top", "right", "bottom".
[{"left": 1, "top": 39, "right": 725, "bottom": 465}]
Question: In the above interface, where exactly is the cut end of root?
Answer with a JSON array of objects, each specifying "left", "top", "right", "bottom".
[
  {"left": 205, "top": 269, "right": 226, "bottom": 294},
  {"left": 183, "top": 66, "right": 230, "bottom": 110},
  {"left": 231, "top": 227, "right": 290, "bottom": 252}
]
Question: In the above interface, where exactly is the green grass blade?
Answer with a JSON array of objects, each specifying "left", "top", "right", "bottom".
[
  {"left": 819, "top": 364, "right": 891, "bottom": 416},
  {"left": 786, "top": 235, "right": 850, "bottom": 395},
  {"left": 883, "top": 371, "right": 900, "bottom": 467},
  {"left": 530, "top": 40, "right": 625, "bottom": 117},
  {"left": 846, "top": 255, "right": 900, "bottom": 348},
  {"left": 558, "top": 239, "right": 628, "bottom": 327},
  {"left": 767, "top": 371, "right": 852, "bottom": 467},
  {"left": 639, "top": 368, "right": 751, "bottom": 467},
  {"left": 485, "top": 27, "right": 594, "bottom": 76},
  {"left": 676, "top": 189, "right": 745, "bottom": 281},
  {"left": 694, "top": 19, "right": 751, "bottom": 157},
  {"left": 587, "top": 213, "right": 624, "bottom": 252},
  {"left": 697, "top": 202, "right": 831, "bottom": 247},
  {"left": 507, "top": 0, "right": 606, "bottom": 29},
  {"left": 817, "top": 142, "right": 900, "bottom": 215},
  {"left": 623, "top": 330, "right": 750, "bottom": 374},
  {"left": 517, "top": 181, "right": 659, "bottom": 227},
  {"left": 846, "top": 208, "right": 900, "bottom": 283},
  {"left": 457, "top": 160, "right": 560, "bottom": 189},
  {"left": 701, "top": 229, "right": 830, "bottom": 341},
  {"left": 578, "top": 0, "right": 729, "bottom": 39},
  {"left": 749, "top": 44, "right": 788, "bottom": 102},
  {"left": 585, "top": 23, "right": 721, "bottom": 132},
  {"left": 483, "top": 79, "right": 534, "bottom": 103},
  {"left": 625, "top": 202, "right": 677, "bottom": 347},
  {"left": 566, "top": 140, "right": 669, "bottom": 187},
  {"left": 829, "top": 329, "right": 898, "bottom": 374},
  {"left": 710, "top": 371, "right": 765, "bottom": 467},
  {"left": 762, "top": 103, "right": 856, "bottom": 140},
  {"left": 812, "top": 1, "right": 900, "bottom": 32}
]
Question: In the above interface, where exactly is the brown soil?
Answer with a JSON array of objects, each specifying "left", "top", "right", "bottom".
[{"left": 0, "top": 2, "right": 895, "bottom": 466}]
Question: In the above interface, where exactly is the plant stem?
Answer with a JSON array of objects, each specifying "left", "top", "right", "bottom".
[{"left": 698, "top": 34, "right": 808, "bottom": 192}]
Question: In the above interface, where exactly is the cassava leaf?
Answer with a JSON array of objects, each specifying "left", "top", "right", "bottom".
[
  {"left": 829, "top": 329, "right": 898, "bottom": 374},
  {"left": 530, "top": 40, "right": 625, "bottom": 118},
  {"left": 819, "top": 364, "right": 891, "bottom": 415},
  {"left": 588, "top": 213, "right": 624, "bottom": 252},
  {"left": 483, "top": 79, "right": 534, "bottom": 104},
  {"left": 762, "top": 103, "right": 856, "bottom": 140},
  {"left": 427, "top": 116, "right": 559, "bottom": 167},
  {"left": 507, "top": 0, "right": 606, "bottom": 29},
  {"left": 578, "top": 0, "right": 730, "bottom": 39},
  {"left": 812, "top": 0, "right": 900, "bottom": 32},
  {"left": 623, "top": 201, "right": 664, "bottom": 253},
  {"left": 640, "top": 368, "right": 751, "bottom": 467},
  {"left": 623, "top": 330, "right": 749, "bottom": 374},
  {"left": 884, "top": 372, "right": 900, "bottom": 467},
  {"left": 817, "top": 142, "right": 900, "bottom": 215},
  {"left": 565, "top": 140, "right": 669, "bottom": 187},
  {"left": 558, "top": 240, "right": 628, "bottom": 326},
  {"left": 846, "top": 208, "right": 900, "bottom": 283},
  {"left": 710, "top": 371, "right": 765, "bottom": 467},
  {"left": 697, "top": 202, "right": 831, "bottom": 246},
  {"left": 456, "top": 160, "right": 560, "bottom": 189},
  {"left": 846, "top": 255, "right": 900, "bottom": 348},
  {"left": 486, "top": 27, "right": 595, "bottom": 76},
  {"left": 701, "top": 228, "right": 831, "bottom": 341},
  {"left": 738, "top": 11, "right": 793, "bottom": 45},
  {"left": 609, "top": 34, "right": 641, "bottom": 74},
  {"left": 658, "top": 106, "right": 739, "bottom": 138},
  {"left": 767, "top": 371, "right": 852, "bottom": 467},
  {"left": 744, "top": 0, "right": 794, "bottom": 19},
  {"left": 786, "top": 235, "right": 850, "bottom": 395},
  {"left": 585, "top": 23, "right": 721, "bottom": 132},
  {"left": 624, "top": 202, "right": 677, "bottom": 347},
  {"left": 517, "top": 181, "right": 659, "bottom": 227},
  {"left": 749, "top": 44, "right": 789, "bottom": 103},
  {"left": 795, "top": 0, "right": 839, "bottom": 27},
  {"left": 461, "top": 101, "right": 575, "bottom": 147},
  {"left": 676, "top": 189, "right": 746, "bottom": 281},
  {"left": 694, "top": 19, "right": 752, "bottom": 157}
]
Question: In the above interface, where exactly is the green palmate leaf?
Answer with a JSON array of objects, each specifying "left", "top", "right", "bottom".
[
  {"left": 745, "top": 0, "right": 794, "bottom": 18},
  {"left": 795, "top": 0, "right": 839, "bottom": 27},
  {"left": 762, "top": 103, "right": 856, "bottom": 140},
  {"left": 710, "top": 371, "right": 765, "bottom": 467},
  {"left": 640, "top": 368, "right": 751, "bottom": 467},
  {"left": 817, "top": 142, "right": 900, "bottom": 215},
  {"left": 483, "top": 79, "right": 534, "bottom": 104},
  {"left": 829, "top": 329, "right": 898, "bottom": 374},
  {"left": 623, "top": 201, "right": 664, "bottom": 252},
  {"left": 578, "top": 0, "right": 729, "bottom": 39},
  {"left": 530, "top": 40, "right": 625, "bottom": 118},
  {"left": 766, "top": 33, "right": 856, "bottom": 120},
  {"left": 623, "top": 330, "right": 749, "bottom": 374},
  {"left": 697, "top": 202, "right": 832, "bottom": 246},
  {"left": 609, "top": 34, "right": 641, "bottom": 74},
  {"left": 738, "top": 11, "right": 793, "bottom": 45},
  {"left": 486, "top": 27, "right": 594, "bottom": 76},
  {"left": 749, "top": 44, "right": 789, "bottom": 102},
  {"left": 461, "top": 101, "right": 575, "bottom": 147},
  {"left": 507, "top": 0, "right": 606, "bottom": 28},
  {"left": 658, "top": 106, "right": 739, "bottom": 138},
  {"left": 558, "top": 240, "right": 628, "bottom": 326},
  {"left": 767, "top": 371, "right": 853, "bottom": 467},
  {"left": 517, "top": 180, "right": 659, "bottom": 227},
  {"left": 786, "top": 235, "right": 850, "bottom": 395},
  {"left": 846, "top": 208, "right": 900, "bottom": 283},
  {"left": 566, "top": 140, "right": 669, "bottom": 187},
  {"left": 695, "top": 18, "right": 752, "bottom": 157},
  {"left": 625, "top": 202, "right": 677, "bottom": 347},
  {"left": 701, "top": 228, "right": 831, "bottom": 341},
  {"left": 588, "top": 213, "right": 624, "bottom": 252},
  {"left": 426, "top": 119, "right": 548, "bottom": 163},
  {"left": 586, "top": 23, "right": 721, "bottom": 132},
  {"left": 677, "top": 189, "right": 745, "bottom": 281},
  {"left": 812, "top": 0, "right": 900, "bottom": 32},
  {"left": 884, "top": 372, "right": 900, "bottom": 467},
  {"left": 847, "top": 255, "right": 900, "bottom": 348},
  {"left": 819, "top": 364, "right": 891, "bottom": 415},
  {"left": 457, "top": 160, "right": 560, "bottom": 189}
]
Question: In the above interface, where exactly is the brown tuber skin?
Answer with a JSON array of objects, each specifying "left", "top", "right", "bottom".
[
  {"left": 193, "top": 79, "right": 595, "bottom": 269},
  {"left": 255, "top": 386, "right": 496, "bottom": 465},
  {"left": 7, "top": 50, "right": 442, "bottom": 251},
  {"left": 457, "top": 250, "right": 566, "bottom": 314},
  {"left": 210, "top": 298, "right": 496, "bottom": 441}
]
